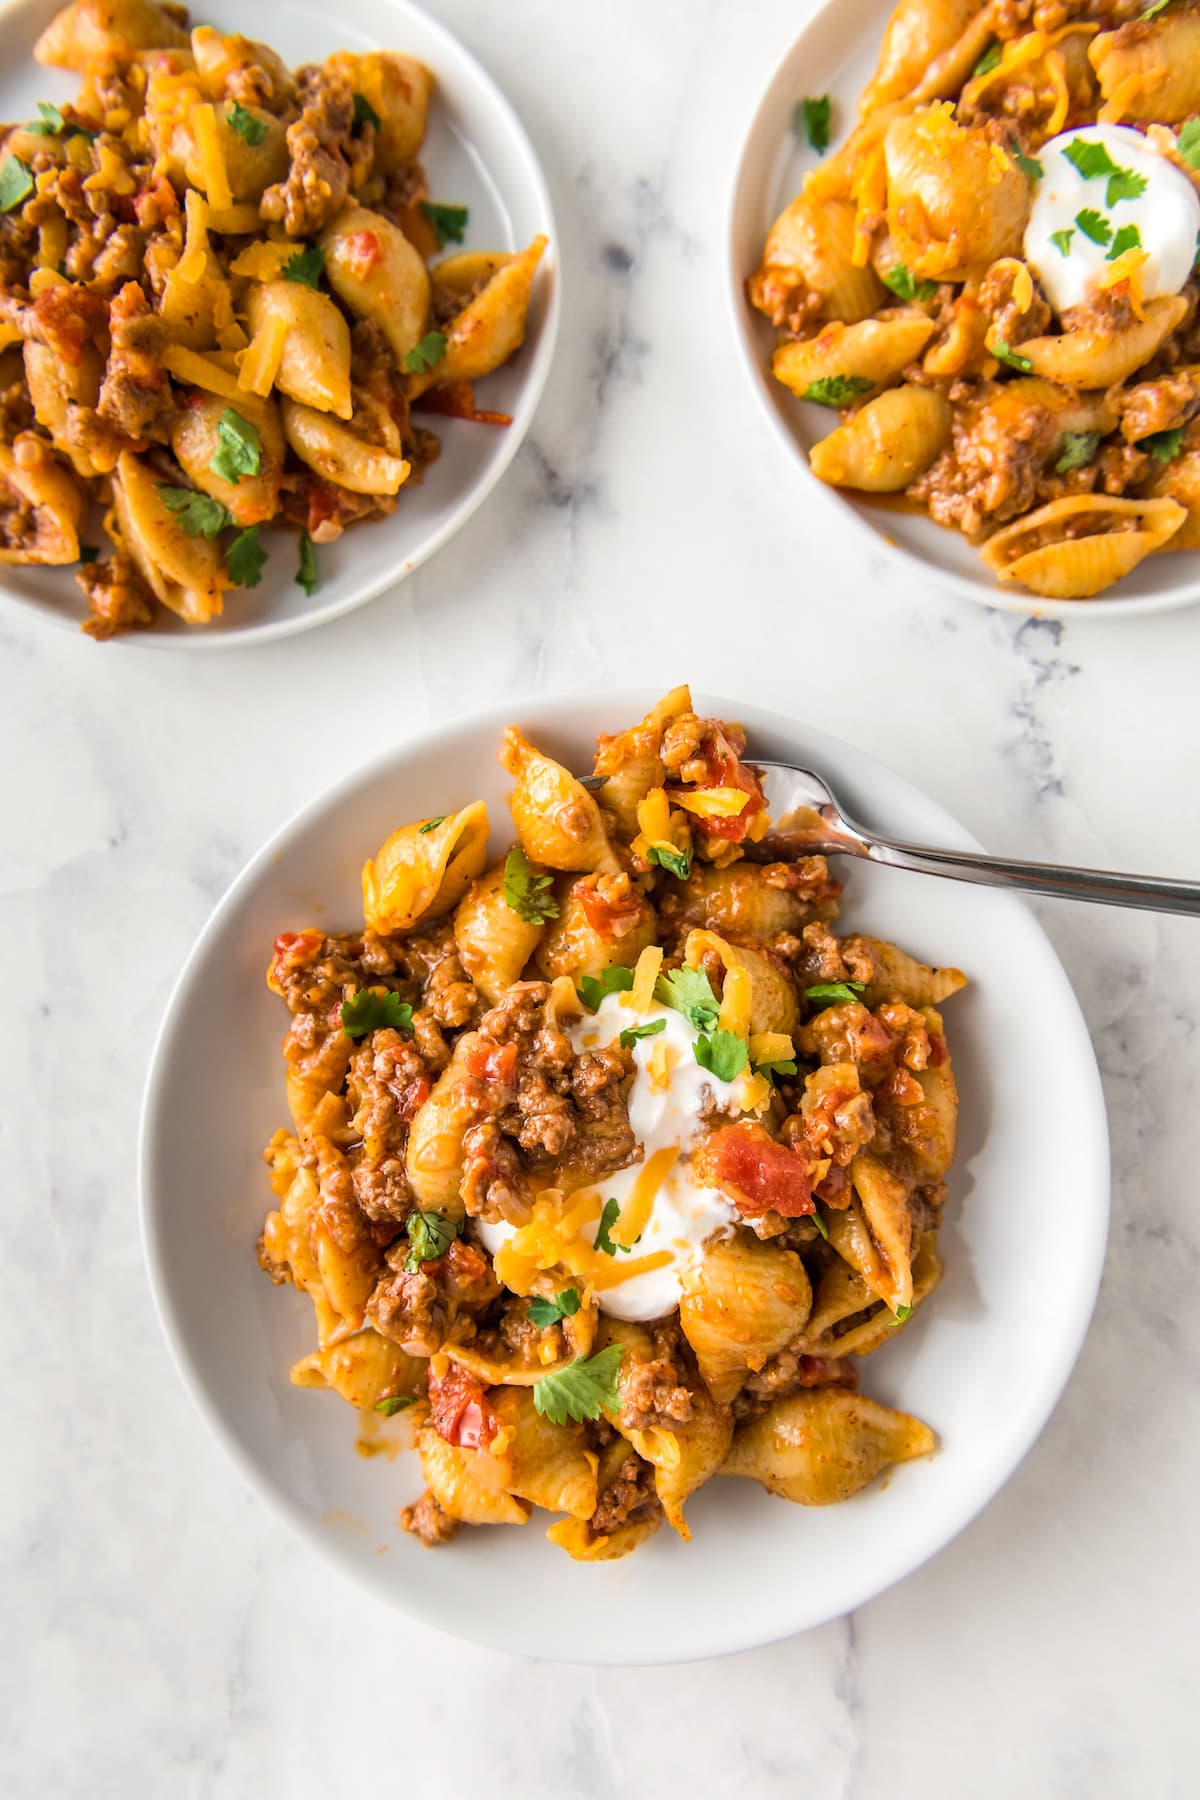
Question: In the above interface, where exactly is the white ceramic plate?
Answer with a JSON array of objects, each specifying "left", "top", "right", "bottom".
[
  {"left": 139, "top": 692, "right": 1109, "bottom": 1663},
  {"left": 728, "top": 0, "right": 1200, "bottom": 620},
  {"left": 0, "top": 0, "right": 558, "bottom": 647}
]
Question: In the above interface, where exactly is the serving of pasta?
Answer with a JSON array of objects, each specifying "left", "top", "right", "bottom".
[
  {"left": 750, "top": 0, "right": 1200, "bottom": 601},
  {"left": 257, "top": 688, "right": 965, "bottom": 1560},
  {"left": 0, "top": 0, "right": 547, "bottom": 636}
]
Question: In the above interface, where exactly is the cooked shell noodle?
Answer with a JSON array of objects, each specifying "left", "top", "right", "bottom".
[
  {"left": 315, "top": 1216, "right": 382, "bottom": 1326},
  {"left": 679, "top": 1235, "right": 812, "bottom": 1404},
  {"left": 446, "top": 1301, "right": 596, "bottom": 1385},
  {"left": 319, "top": 204, "right": 430, "bottom": 365},
  {"left": 884, "top": 107, "right": 1029, "bottom": 279},
  {"left": 1090, "top": 15, "right": 1200, "bottom": 124},
  {"left": 591, "top": 684, "right": 693, "bottom": 836},
  {"left": 773, "top": 315, "right": 936, "bottom": 400},
  {"left": 802, "top": 1232, "right": 944, "bottom": 1358},
  {"left": 1020, "top": 296, "right": 1188, "bottom": 389},
  {"left": 417, "top": 1422, "right": 531, "bottom": 1527},
  {"left": 291, "top": 1327, "right": 422, "bottom": 1409},
  {"left": 404, "top": 1038, "right": 478, "bottom": 1215},
  {"left": 721, "top": 1388, "right": 935, "bottom": 1504},
  {"left": 172, "top": 390, "right": 284, "bottom": 527},
  {"left": 111, "top": 449, "right": 227, "bottom": 621},
  {"left": 904, "top": 1005, "right": 959, "bottom": 1178},
  {"left": 847, "top": 1151, "right": 915, "bottom": 1311},
  {"left": 34, "top": 0, "right": 189, "bottom": 69},
  {"left": 658, "top": 862, "right": 833, "bottom": 943},
  {"left": 758, "top": 193, "right": 886, "bottom": 323},
  {"left": 260, "top": 1138, "right": 342, "bottom": 1345},
  {"left": 546, "top": 1509, "right": 663, "bottom": 1561},
  {"left": 453, "top": 858, "right": 546, "bottom": 1003},
  {"left": 860, "top": 0, "right": 989, "bottom": 114},
  {"left": 683, "top": 929, "right": 799, "bottom": 1036},
  {"left": 654, "top": 1389, "right": 733, "bottom": 1540},
  {"left": 980, "top": 494, "right": 1187, "bottom": 599},
  {"left": 810, "top": 385, "right": 950, "bottom": 492},
  {"left": 0, "top": 434, "right": 85, "bottom": 566},
  {"left": 500, "top": 727, "right": 618, "bottom": 873},
  {"left": 23, "top": 340, "right": 114, "bottom": 480},
  {"left": 281, "top": 398, "right": 410, "bottom": 496},
  {"left": 325, "top": 49, "right": 433, "bottom": 169},
  {"left": 1146, "top": 447, "right": 1200, "bottom": 550},
  {"left": 362, "top": 800, "right": 490, "bottom": 934},
  {"left": 245, "top": 280, "right": 353, "bottom": 419},
  {"left": 408, "top": 235, "right": 547, "bottom": 393},
  {"left": 849, "top": 934, "right": 967, "bottom": 1008},
  {"left": 486, "top": 1389, "right": 599, "bottom": 1520},
  {"left": 533, "top": 877, "right": 656, "bottom": 982}
]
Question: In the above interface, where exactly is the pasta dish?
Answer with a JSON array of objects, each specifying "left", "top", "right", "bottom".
[
  {"left": 257, "top": 689, "right": 965, "bottom": 1559},
  {"left": 0, "top": 1, "right": 546, "bottom": 636},
  {"left": 750, "top": 0, "right": 1200, "bottom": 600}
]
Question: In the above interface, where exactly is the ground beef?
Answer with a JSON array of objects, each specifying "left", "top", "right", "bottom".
[
  {"left": 97, "top": 282, "right": 174, "bottom": 442},
  {"left": 589, "top": 1454, "right": 662, "bottom": 1536},
  {"left": 260, "top": 63, "right": 355, "bottom": 236},
  {"left": 403, "top": 921, "right": 479, "bottom": 1031},
  {"left": 1118, "top": 371, "right": 1200, "bottom": 444},
  {"left": 367, "top": 1237, "right": 500, "bottom": 1356},
  {"left": 78, "top": 552, "right": 155, "bottom": 639},
  {"left": 746, "top": 263, "right": 824, "bottom": 337},
  {"left": 992, "top": 0, "right": 1141, "bottom": 31},
  {"left": 732, "top": 1353, "right": 858, "bottom": 1421},
  {"left": 909, "top": 386, "right": 1061, "bottom": 534},
  {"left": 401, "top": 1489, "right": 459, "bottom": 1547},
  {"left": 255, "top": 1231, "right": 290, "bottom": 1285},
  {"left": 345, "top": 1027, "right": 430, "bottom": 1223},
  {"left": 977, "top": 259, "right": 1051, "bottom": 352},
  {"left": 618, "top": 1325, "right": 696, "bottom": 1433}
]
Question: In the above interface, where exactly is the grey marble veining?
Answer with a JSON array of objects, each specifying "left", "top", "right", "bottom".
[{"left": 3, "top": 0, "right": 1199, "bottom": 1793}]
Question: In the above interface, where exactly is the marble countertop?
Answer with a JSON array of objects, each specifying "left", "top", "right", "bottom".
[{"left": 4, "top": 0, "right": 1199, "bottom": 1792}]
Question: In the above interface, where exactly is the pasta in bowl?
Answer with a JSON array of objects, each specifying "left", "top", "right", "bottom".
[
  {"left": 257, "top": 688, "right": 965, "bottom": 1559},
  {"left": 737, "top": 0, "right": 1200, "bottom": 612},
  {"left": 0, "top": 0, "right": 555, "bottom": 640}
]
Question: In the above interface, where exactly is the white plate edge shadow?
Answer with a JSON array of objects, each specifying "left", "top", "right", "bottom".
[
  {"left": 0, "top": 0, "right": 561, "bottom": 651},
  {"left": 725, "top": 0, "right": 1200, "bottom": 624},
  {"left": 137, "top": 689, "right": 1111, "bottom": 1663}
]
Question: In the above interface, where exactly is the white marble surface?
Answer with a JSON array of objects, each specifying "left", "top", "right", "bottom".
[{"left": 3, "top": 0, "right": 1200, "bottom": 1792}]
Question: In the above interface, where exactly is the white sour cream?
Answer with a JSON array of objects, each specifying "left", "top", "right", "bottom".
[
  {"left": 1024, "top": 126, "right": 1200, "bottom": 316},
  {"left": 477, "top": 993, "right": 746, "bottom": 1322}
]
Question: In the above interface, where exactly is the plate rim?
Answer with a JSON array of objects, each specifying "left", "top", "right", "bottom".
[
  {"left": 724, "top": 0, "right": 1200, "bottom": 623},
  {"left": 138, "top": 688, "right": 1111, "bottom": 1663},
  {"left": 0, "top": 0, "right": 561, "bottom": 650}
]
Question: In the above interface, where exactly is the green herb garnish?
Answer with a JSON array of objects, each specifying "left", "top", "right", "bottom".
[
  {"left": 619, "top": 1018, "right": 667, "bottom": 1050},
  {"left": 157, "top": 486, "right": 232, "bottom": 537},
  {"left": 805, "top": 981, "right": 866, "bottom": 1007},
  {"left": 1064, "top": 138, "right": 1120, "bottom": 183},
  {"left": 1055, "top": 431, "right": 1101, "bottom": 474},
  {"left": 594, "top": 1197, "right": 632, "bottom": 1257},
  {"left": 532, "top": 1344, "right": 623, "bottom": 1425},
  {"left": 1108, "top": 222, "right": 1143, "bottom": 261},
  {"left": 282, "top": 245, "right": 324, "bottom": 287},
  {"left": 26, "top": 101, "right": 64, "bottom": 135},
  {"left": 502, "top": 845, "right": 559, "bottom": 923},
  {"left": 341, "top": 989, "right": 415, "bottom": 1039},
  {"left": 802, "top": 374, "right": 874, "bottom": 407},
  {"left": 992, "top": 336, "right": 1034, "bottom": 373},
  {"left": 226, "top": 101, "right": 266, "bottom": 145},
  {"left": 296, "top": 529, "right": 318, "bottom": 596},
  {"left": 352, "top": 93, "right": 381, "bottom": 134},
  {"left": 1107, "top": 168, "right": 1148, "bottom": 207},
  {"left": 795, "top": 95, "right": 832, "bottom": 154},
  {"left": 1075, "top": 208, "right": 1112, "bottom": 247},
  {"left": 647, "top": 841, "right": 691, "bottom": 880},
  {"left": 811, "top": 1207, "right": 829, "bottom": 1240},
  {"left": 226, "top": 524, "right": 267, "bottom": 587},
  {"left": 654, "top": 965, "right": 720, "bottom": 1031},
  {"left": 209, "top": 408, "right": 261, "bottom": 485},
  {"left": 404, "top": 1210, "right": 462, "bottom": 1272},
  {"left": 1139, "top": 426, "right": 1185, "bottom": 463},
  {"left": 1013, "top": 151, "right": 1043, "bottom": 181},
  {"left": 527, "top": 1288, "right": 582, "bottom": 1329},
  {"left": 882, "top": 264, "right": 938, "bottom": 304},
  {"left": 419, "top": 200, "right": 469, "bottom": 248},
  {"left": 403, "top": 330, "right": 447, "bottom": 375},
  {"left": 577, "top": 965, "right": 634, "bottom": 1011},
  {"left": 418, "top": 816, "right": 447, "bottom": 834},
  {"left": 0, "top": 157, "right": 34, "bottom": 212},
  {"left": 1178, "top": 121, "right": 1200, "bottom": 170},
  {"left": 894, "top": 1303, "right": 913, "bottom": 1323},
  {"left": 374, "top": 1395, "right": 414, "bottom": 1416},
  {"left": 973, "top": 42, "right": 1002, "bottom": 77},
  {"left": 694, "top": 1029, "right": 749, "bottom": 1083},
  {"left": 1050, "top": 228, "right": 1075, "bottom": 258}
]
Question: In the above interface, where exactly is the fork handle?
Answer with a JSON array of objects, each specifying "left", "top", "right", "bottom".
[{"left": 860, "top": 835, "right": 1200, "bottom": 916}]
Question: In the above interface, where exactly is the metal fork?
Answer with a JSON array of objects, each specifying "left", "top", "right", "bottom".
[{"left": 746, "top": 763, "right": 1200, "bottom": 916}]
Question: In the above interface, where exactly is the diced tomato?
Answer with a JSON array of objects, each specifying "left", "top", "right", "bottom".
[
  {"left": 466, "top": 1039, "right": 518, "bottom": 1086},
  {"left": 413, "top": 380, "right": 512, "bottom": 426},
  {"left": 703, "top": 1119, "right": 816, "bottom": 1218},
  {"left": 796, "top": 1355, "right": 857, "bottom": 1389},
  {"left": 696, "top": 723, "right": 768, "bottom": 842},
  {"left": 929, "top": 1032, "right": 948, "bottom": 1067},
  {"left": 576, "top": 877, "right": 646, "bottom": 939},
  {"left": 345, "top": 229, "right": 382, "bottom": 275},
  {"left": 398, "top": 1073, "right": 431, "bottom": 1122},
  {"left": 427, "top": 1364, "right": 497, "bottom": 1449},
  {"left": 269, "top": 928, "right": 323, "bottom": 989}
]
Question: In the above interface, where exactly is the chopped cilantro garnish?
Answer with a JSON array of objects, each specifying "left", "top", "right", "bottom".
[
  {"left": 226, "top": 101, "right": 266, "bottom": 145},
  {"left": 894, "top": 1303, "right": 913, "bottom": 1323},
  {"left": 802, "top": 373, "right": 874, "bottom": 407},
  {"left": 352, "top": 93, "right": 381, "bottom": 134},
  {"left": 1064, "top": 138, "right": 1120, "bottom": 183},
  {"left": 805, "top": 981, "right": 866, "bottom": 1007},
  {"left": 418, "top": 816, "right": 447, "bottom": 834},
  {"left": 811, "top": 1206, "right": 829, "bottom": 1240},
  {"left": 528, "top": 1288, "right": 582, "bottom": 1329},
  {"left": 1178, "top": 120, "right": 1200, "bottom": 171},
  {"left": 1142, "top": 1, "right": 1172, "bottom": 18},
  {"left": 341, "top": 988, "right": 414, "bottom": 1039},
  {"left": 654, "top": 965, "right": 720, "bottom": 1031},
  {"left": 404, "top": 1210, "right": 462, "bottom": 1272},
  {"left": 647, "top": 842, "right": 691, "bottom": 880},
  {"left": 157, "top": 486, "right": 232, "bottom": 537},
  {"left": 1139, "top": 426, "right": 1185, "bottom": 463},
  {"left": 577, "top": 965, "right": 634, "bottom": 1011},
  {"left": 1074, "top": 208, "right": 1112, "bottom": 247},
  {"left": 619, "top": 1018, "right": 667, "bottom": 1050},
  {"left": 403, "top": 331, "right": 447, "bottom": 375},
  {"left": 209, "top": 408, "right": 261, "bottom": 485},
  {"left": 1055, "top": 431, "right": 1101, "bottom": 474},
  {"left": 795, "top": 95, "right": 832, "bottom": 154},
  {"left": 594, "top": 1197, "right": 633, "bottom": 1257},
  {"left": 0, "top": 157, "right": 34, "bottom": 213},
  {"left": 1050, "top": 228, "right": 1075, "bottom": 258},
  {"left": 296, "top": 529, "right": 318, "bottom": 597},
  {"left": 26, "top": 101, "right": 64, "bottom": 135},
  {"left": 973, "top": 42, "right": 1002, "bottom": 77},
  {"left": 753, "top": 1052, "right": 798, "bottom": 1082},
  {"left": 992, "top": 336, "right": 1034, "bottom": 373},
  {"left": 419, "top": 200, "right": 469, "bottom": 248},
  {"left": 1013, "top": 150, "right": 1043, "bottom": 181},
  {"left": 694, "top": 1029, "right": 748, "bottom": 1083},
  {"left": 226, "top": 524, "right": 267, "bottom": 588},
  {"left": 502, "top": 845, "right": 559, "bottom": 923},
  {"left": 532, "top": 1343, "right": 623, "bottom": 1425},
  {"left": 1107, "top": 222, "right": 1143, "bottom": 261},
  {"left": 882, "top": 264, "right": 938, "bottom": 304},
  {"left": 1107, "top": 167, "right": 1148, "bottom": 207},
  {"left": 374, "top": 1395, "right": 414, "bottom": 1416},
  {"left": 282, "top": 245, "right": 324, "bottom": 287}
]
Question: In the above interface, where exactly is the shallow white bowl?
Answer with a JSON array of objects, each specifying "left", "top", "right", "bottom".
[
  {"left": 728, "top": 0, "right": 1200, "bottom": 620},
  {"left": 0, "top": 0, "right": 558, "bottom": 647},
  {"left": 139, "top": 692, "right": 1109, "bottom": 1663}
]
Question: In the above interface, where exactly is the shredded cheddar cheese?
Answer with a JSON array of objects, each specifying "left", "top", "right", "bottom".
[
  {"left": 207, "top": 203, "right": 262, "bottom": 235},
  {"left": 1044, "top": 49, "right": 1070, "bottom": 136},
  {"left": 162, "top": 343, "right": 245, "bottom": 399},
  {"left": 190, "top": 102, "right": 233, "bottom": 210},
  {"left": 610, "top": 1146, "right": 679, "bottom": 1248},
  {"left": 1012, "top": 262, "right": 1034, "bottom": 314},
  {"left": 668, "top": 786, "right": 748, "bottom": 819},
  {"left": 29, "top": 268, "right": 68, "bottom": 296},
  {"left": 229, "top": 239, "right": 296, "bottom": 282},
  {"left": 736, "top": 1072, "right": 773, "bottom": 1116},
  {"left": 36, "top": 212, "right": 68, "bottom": 273},
  {"left": 1099, "top": 70, "right": 1155, "bottom": 127},
  {"left": 175, "top": 190, "right": 210, "bottom": 284},
  {"left": 1098, "top": 245, "right": 1149, "bottom": 318},
  {"left": 587, "top": 1250, "right": 674, "bottom": 1291},
  {"left": 645, "top": 1034, "right": 675, "bottom": 1093},
  {"left": 749, "top": 1032, "right": 794, "bottom": 1066},
  {"left": 237, "top": 312, "right": 288, "bottom": 395},
  {"left": 625, "top": 945, "right": 663, "bottom": 1014},
  {"left": 717, "top": 966, "right": 752, "bottom": 1038}
]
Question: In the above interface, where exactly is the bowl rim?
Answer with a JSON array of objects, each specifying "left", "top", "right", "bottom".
[
  {"left": 0, "top": 0, "right": 561, "bottom": 652},
  {"left": 138, "top": 689, "right": 1111, "bottom": 1662},
  {"left": 724, "top": 0, "right": 1200, "bottom": 623}
]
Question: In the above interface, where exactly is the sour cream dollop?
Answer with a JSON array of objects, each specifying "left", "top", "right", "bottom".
[
  {"left": 477, "top": 992, "right": 749, "bottom": 1322},
  {"left": 1024, "top": 125, "right": 1200, "bottom": 316}
]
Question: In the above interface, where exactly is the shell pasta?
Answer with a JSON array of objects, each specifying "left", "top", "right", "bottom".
[
  {"left": 752, "top": 0, "right": 1200, "bottom": 600},
  {"left": 0, "top": 3, "right": 547, "bottom": 636},
  {"left": 257, "top": 689, "right": 966, "bottom": 1559}
]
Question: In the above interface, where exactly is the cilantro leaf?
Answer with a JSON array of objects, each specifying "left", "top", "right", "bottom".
[
  {"left": 654, "top": 965, "right": 720, "bottom": 1031},
  {"left": 647, "top": 841, "right": 691, "bottom": 880},
  {"left": 226, "top": 524, "right": 267, "bottom": 588},
  {"left": 811, "top": 1206, "right": 830, "bottom": 1240},
  {"left": 374, "top": 1394, "right": 414, "bottom": 1416},
  {"left": 341, "top": 988, "right": 415, "bottom": 1039},
  {"left": 1074, "top": 207, "right": 1112, "bottom": 246},
  {"left": 282, "top": 245, "right": 324, "bottom": 287},
  {"left": 533, "top": 1343, "right": 623, "bottom": 1425},
  {"left": 352, "top": 93, "right": 381, "bottom": 134},
  {"left": 694, "top": 1029, "right": 748, "bottom": 1083},
  {"left": 226, "top": 101, "right": 266, "bottom": 145},
  {"left": 1064, "top": 138, "right": 1119, "bottom": 183},
  {"left": 794, "top": 95, "right": 832, "bottom": 154},
  {"left": 1013, "top": 150, "right": 1043, "bottom": 181},
  {"left": 577, "top": 965, "right": 634, "bottom": 1011},
  {"left": 1139, "top": 426, "right": 1185, "bottom": 463},
  {"left": 502, "top": 845, "right": 559, "bottom": 923},
  {"left": 1050, "top": 227, "right": 1075, "bottom": 257},
  {"left": 973, "top": 42, "right": 1002, "bottom": 76},
  {"left": 157, "top": 485, "right": 232, "bottom": 537},
  {"left": 1108, "top": 222, "right": 1143, "bottom": 261},
  {"left": 805, "top": 980, "right": 866, "bottom": 1007},
  {"left": 209, "top": 408, "right": 262, "bottom": 484},
  {"left": 77, "top": 543, "right": 99, "bottom": 565},
  {"left": 27, "top": 101, "right": 64, "bottom": 135},
  {"left": 528, "top": 1288, "right": 582, "bottom": 1329},
  {"left": 594, "top": 1197, "right": 632, "bottom": 1257},
  {"left": 296, "top": 529, "right": 318, "bottom": 596},
  {"left": 992, "top": 336, "right": 1034, "bottom": 373},
  {"left": 802, "top": 373, "right": 874, "bottom": 407},
  {"left": 404, "top": 1209, "right": 463, "bottom": 1272},
  {"left": 419, "top": 200, "right": 469, "bottom": 248},
  {"left": 753, "top": 1053, "right": 798, "bottom": 1082},
  {"left": 1107, "top": 167, "right": 1148, "bottom": 208},
  {"left": 403, "top": 331, "right": 447, "bottom": 375},
  {"left": 1142, "top": 1, "right": 1172, "bottom": 18},
  {"left": 0, "top": 157, "right": 34, "bottom": 213},
  {"left": 882, "top": 263, "right": 938, "bottom": 304},
  {"left": 894, "top": 1303, "right": 913, "bottom": 1323},
  {"left": 619, "top": 1018, "right": 667, "bottom": 1050},
  {"left": 1178, "top": 120, "right": 1200, "bottom": 170},
  {"left": 418, "top": 816, "right": 447, "bottom": 834},
  {"left": 1055, "top": 431, "right": 1101, "bottom": 474}
]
